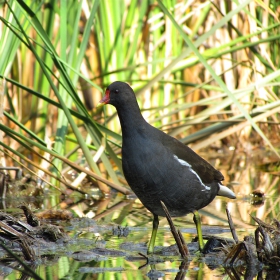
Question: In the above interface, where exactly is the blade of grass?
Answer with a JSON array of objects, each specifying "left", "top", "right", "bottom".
[{"left": 157, "top": 0, "right": 280, "bottom": 158}]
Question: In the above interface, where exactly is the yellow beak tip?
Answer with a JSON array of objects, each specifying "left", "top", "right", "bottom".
[{"left": 96, "top": 102, "right": 105, "bottom": 108}]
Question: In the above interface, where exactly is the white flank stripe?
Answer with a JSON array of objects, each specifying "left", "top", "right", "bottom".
[{"left": 174, "top": 155, "right": 210, "bottom": 190}]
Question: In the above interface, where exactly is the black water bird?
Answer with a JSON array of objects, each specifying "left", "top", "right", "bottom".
[{"left": 99, "top": 81, "right": 236, "bottom": 253}]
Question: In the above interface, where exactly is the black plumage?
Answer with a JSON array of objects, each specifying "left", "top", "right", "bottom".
[{"left": 99, "top": 81, "right": 236, "bottom": 253}]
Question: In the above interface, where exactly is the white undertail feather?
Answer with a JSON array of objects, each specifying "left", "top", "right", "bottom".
[
  {"left": 218, "top": 184, "right": 236, "bottom": 199},
  {"left": 174, "top": 155, "right": 236, "bottom": 199}
]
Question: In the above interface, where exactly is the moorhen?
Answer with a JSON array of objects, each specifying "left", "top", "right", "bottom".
[{"left": 99, "top": 81, "right": 236, "bottom": 253}]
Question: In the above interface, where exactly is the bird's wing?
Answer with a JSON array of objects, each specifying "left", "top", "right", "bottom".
[{"left": 161, "top": 134, "right": 224, "bottom": 184}]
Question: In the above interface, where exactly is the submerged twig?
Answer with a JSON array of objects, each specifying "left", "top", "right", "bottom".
[
  {"left": 160, "top": 201, "right": 189, "bottom": 258},
  {"left": 174, "top": 260, "right": 189, "bottom": 280},
  {"left": 0, "top": 241, "right": 42, "bottom": 280},
  {"left": 226, "top": 207, "right": 238, "bottom": 243},
  {"left": 178, "top": 230, "right": 189, "bottom": 256}
]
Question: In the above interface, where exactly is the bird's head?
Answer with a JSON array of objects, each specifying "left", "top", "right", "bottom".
[{"left": 99, "top": 81, "right": 135, "bottom": 108}]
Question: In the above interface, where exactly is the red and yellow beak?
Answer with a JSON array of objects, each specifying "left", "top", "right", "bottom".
[{"left": 98, "top": 89, "right": 110, "bottom": 107}]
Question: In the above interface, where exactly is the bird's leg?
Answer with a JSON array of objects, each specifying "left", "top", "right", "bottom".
[
  {"left": 147, "top": 214, "right": 159, "bottom": 254},
  {"left": 193, "top": 210, "right": 204, "bottom": 252}
]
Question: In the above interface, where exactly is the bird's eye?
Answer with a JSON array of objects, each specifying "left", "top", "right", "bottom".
[{"left": 115, "top": 89, "right": 119, "bottom": 94}]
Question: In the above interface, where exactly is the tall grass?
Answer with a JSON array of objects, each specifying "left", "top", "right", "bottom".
[{"left": 0, "top": 0, "right": 280, "bottom": 196}]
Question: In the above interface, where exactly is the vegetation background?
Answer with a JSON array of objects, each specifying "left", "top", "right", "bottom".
[
  {"left": 1, "top": 0, "right": 280, "bottom": 279},
  {"left": 1, "top": 0, "right": 279, "bottom": 198},
  {"left": 0, "top": 0, "right": 279, "bottom": 212}
]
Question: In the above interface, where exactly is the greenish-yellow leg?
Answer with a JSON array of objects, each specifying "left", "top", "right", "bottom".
[
  {"left": 147, "top": 214, "right": 159, "bottom": 254},
  {"left": 193, "top": 210, "right": 204, "bottom": 252}
]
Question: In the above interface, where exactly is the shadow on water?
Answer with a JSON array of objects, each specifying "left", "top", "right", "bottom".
[{"left": 0, "top": 149, "right": 280, "bottom": 279}]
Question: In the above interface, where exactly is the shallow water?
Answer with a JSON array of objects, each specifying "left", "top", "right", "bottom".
[
  {"left": 1, "top": 149, "right": 279, "bottom": 280},
  {"left": 0, "top": 191, "right": 275, "bottom": 280}
]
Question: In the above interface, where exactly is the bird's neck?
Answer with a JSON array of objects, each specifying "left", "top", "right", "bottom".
[{"left": 116, "top": 103, "right": 148, "bottom": 137}]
